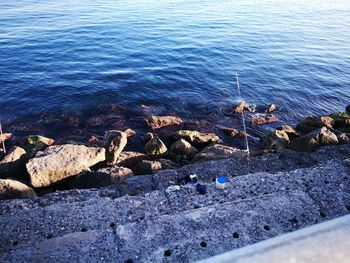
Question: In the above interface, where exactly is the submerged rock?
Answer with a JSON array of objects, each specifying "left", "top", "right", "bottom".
[
  {"left": 116, "top": 151, "right": 150, "bottom": 168},
  {"left": 296, "top": 116, "right": 334, "bottom": 134},
  {"left": 262, "top": 130, "right": 290, "bottom": 151},
  {"left": 132, "top": 159, "right": 177, "bottom": 175},
  {"left": 0, "top": 179, "right": 37, "bottom": 200},
  {"left": 26, "top": 144, "right": 105, "bottom": 188},
  {"left": 17, "top": 135, "right": 55, "bottom": 157},
  {"left": 233, "top": 101, "right": 252, "bottom": 114},
  {"left": 288, "top": 127, "right": 338, "bottom": 151},
  {"left": 170, "top": 130, "right": 220, "bottom": 146},
  {"left": 104, "top": 130, "right": 127, "bottom": 165},
  {"left": 145, "top": 136, "right": 167, "bottom": 156},
  {"left": 192, "top": 144, "right": 246, "bottom": 163},
  {"left": 169, "top": 139, "right": 197, "bottom": 159},
  {"left": 69, "top": 166, "right": 133, "bottom": 189},
  {"left": 251, "top": 115, "right": 279, "bottom": 125},
  {"left": 0, "top": 146, "right": 27, "bottom": 179},
  {"left": 266, "top": 104, "right": 277, "bottom": 113},
  {"left": 145, "top": 115, "right": 182, "bottom": 129}
]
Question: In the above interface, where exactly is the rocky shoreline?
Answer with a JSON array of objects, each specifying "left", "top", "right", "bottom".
[{"left": 1, "top": 102, "right": 350, "bottom": 200}]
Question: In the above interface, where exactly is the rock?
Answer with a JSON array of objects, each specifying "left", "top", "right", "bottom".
[
  {"left": 170, "top": 130, "right": 220, "bottom": 146},
  {"left": 145, "top": 115, "right": 182, "bottom": 129},
  {"left": 104, "top": 130, "right": 127, "bottom": 165},
  {"left": 266, "top": 104, "right": 277, "bottom": 113},
  {"left": 0, "top": 179, "right": 37, "bottom": 200},
  {"left": 132, "top": 159, "right": 177, "bottom": 175},
  {"left": 26, "top": 144, "right": 106, "bottom": 188},
  {"left": 346, "top": 105, "right": 350, "bottom": 113},
  {"left": 144, "top": 132, "right": 154, "bottom": 142},
  {"left": 288, "top": 127, "right": 338, "bottom": 151},
  {"left": 116, "top": 151, "right": 150, "bottom": 168},
  {"left": 192, "top": 144, "right": 246, "bottom": 163},
  {"left": 69, "top": 166, "right": 133, "bottom": 189},
  {"left": 276, "top": 125, "right": 300, "bottom": 140},
  {"left": 337, "top": 133, "right": 350, "bottom": 144},
  {"left": 296, "top": 116, "right": 334, "bottom": 134},
  {"left": 145, "top": 136, "right": 167, "bottom": 157},
  {"left": 169, "top": 139, "right": 197, "bottom": 159},
  {"left": 0, "top": 133, "right": 12, "bottom": 143},
  {"left": 17, "top": 135, "right": 55, "bottom": 157},
  {"left": 218, "top": 126, "right": 239, "bottom": 137},
  {"left": 233, "top": 101, "right": 252, "bottom": 114},
  {"left": 251, "top": 115, "right": 279, "bottom": 125},
  {"left": 329, "top": 112, "right": 350, "bottom": 129},
  {"left": 261, "top": 130, "right": 290, "bottom": 151},
  {"left": 124, "top": 128, "right": 136, "bottom": 138},
  {"left": 0, "top": 147, "right": 27, "bottom": 179}
]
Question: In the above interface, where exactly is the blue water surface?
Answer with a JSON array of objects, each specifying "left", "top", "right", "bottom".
[{"left": 0, "top": 0, "right": 349, "bottom": 123}]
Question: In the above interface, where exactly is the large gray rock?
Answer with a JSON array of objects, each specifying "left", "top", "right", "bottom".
[
  {"left": 0, "top": 146, "right": 27, "bottom": 179},
  {"left": 26, "top": 144, "right": 106, "bottom": 188},
  {"left": 289, "top": 127, "right": 338, "bottom": 151},
  {"left": 104, "top": 130, "right": 127, "bottom": 165},
  {"left": 0, "top": 179, "right": 37, "bottom": 200},
  {"left": 192, "top": 144, "right": 247, "bottom": 163}
]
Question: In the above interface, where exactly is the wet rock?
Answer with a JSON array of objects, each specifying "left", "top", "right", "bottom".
[
  {"left": 169, "top": 139, "right": 197, "bottom": 159},
  {"left": 124, "top": 128, "right": 136, "bottom": 138},
  {"left": 17, "top": 135, "right": 55, "bottom": 157},
  {"left": 266, "top": 104, "right": 277, "bottom": 113},
  {"left": 233, "top": 101, "right": 252, "bottom": 114},
  {"left": 144, "top": 132, "right": 154, "bottom": 142},
  {"left": 170, "top": 130, "right": 220, "bottom": 146},
  {"left": 192, "top": 144, "right": 246, "bottom": 163},
  {"left": 145, "top": 115, "right": 182, "bottom": 129},
  {"left": 104, "top": 130, "right": 127, "bottom": 165},
  {"left": 337, "top": 133, "right": 350, "bottom": 144},
  {"left": 276, "top": 125, "right": 300, "bottom": 140},
  {"left": 26, "top": 144, "right": 106, "bottom": 188},
  {"left": 0, "top": 147, "right": 27, "bottom": 179},
  {"left": 145, "top": 136, "right": 167, "bottom": 157},
  {"left": 262, "top": 130, "right": 290, "bottom": 151},
  {"left": 288, "top": 127, "right": 338, "bottom": 151},
  {"left": 218, "top": 126, "right": 239, "bottom": 137},
  {"left": 251, "top": 115, "right": 279, "bottom": 125},
  {"left": 132, "top": 159, "right": 177, "bottom": 175},
  {"left": 296, "top": 116, "right": 334, "bottom": 134},
  {"left": 116, "top": 151, "right": 150, "bottom": 168},
  {"left": 329, "top": 112, "right": 350, "bottom": 129},
  {"left": 0, "top": 179, "right": 37, "bottom": 200},
  {"left": 69, "top": 166, "right": 133, "bottom": 189}
]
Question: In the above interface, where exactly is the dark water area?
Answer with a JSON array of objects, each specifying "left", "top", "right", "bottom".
[{"left": 1, "top": 0, "right": 350, "bottom": 150}]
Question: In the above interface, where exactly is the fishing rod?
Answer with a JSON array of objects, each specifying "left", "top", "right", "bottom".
[
  {"left": 235, "top": 72, "right": 250, "bottom": 156},
  {"left": 0, "top": 120, "right": 6, "bottom": 154}
]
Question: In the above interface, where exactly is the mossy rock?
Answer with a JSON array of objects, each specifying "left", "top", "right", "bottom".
[
  {"left": 329, "top": 112, "right": 350, "bottom": 128},
  {"left": 17, "top": 135, "right": 54, "bottom": 157}
]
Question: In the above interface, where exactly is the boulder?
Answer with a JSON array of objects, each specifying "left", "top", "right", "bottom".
[
  {"left": 17, "top": 135, "right": 55, "bottom": 157},
  {"left": 337, "top": 133, "right": 350, "bottom": 144},
  {"left": 276, "top": 125, "right": 300, "bottom": 140},
  {"left": 170, "top": 130, "right": 220, "bottom": 146},
  {"left": 69, "top": 166, "right": 133, "bottom": 189},
  {"left": 233, "top": 101, "right": 252, "bottom": 114},
  {"left": 26, "top": 144, "right": 106, "bottom": 188},
  {"left": 0, "top": 179, "right": 37, "bottom": 200},
  {"left": 124, "top": 128, "right": 136, "bottom": 138},
  {"left": 296, "top": 116, "right": 334, "bottom": 134},
  {"left": 218, "top": 126, "right": 239, "bottom": 137},
  {"left": 104, "top": 130, "right": 127, "bottom": 165},
  {"left": 192, "top": 144, "right": 247, "bottom": 163},
  {"left": 116, "top": 151, "right": 150, "bottom": 168},
  {"left": 144, "top": 132, "right": 154, "bottom": 142},
  {"left": 261, "top": 130, "right": 290, "bottom": 151},
  {"left": 288, "top": 127, "right": 338, "bottom": 151},
  {"left": 251, "top": 115, "right": 279, "bottom": 125},
  {"left": 132, "top": 159, "right": 177, "bottom": 175},
  {"left": 169, "top": 139, "right": 197, "bottom": 159},
  {"left": 145, "top": 136, "right": 167, "bottom": 157},
  {"left": 145, "top": 115, "right": 182, "bottom": 129},
  {"left": 0, "top": 146, "right": 27, "bottom": 179},
  {"left": 329, "top": 112, "right": 350, "bottom": 129},
  {"left": 266, "top": 104, "right": 277, "bottom": 113}
]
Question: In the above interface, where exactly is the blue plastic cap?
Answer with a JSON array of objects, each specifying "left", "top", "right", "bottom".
[{"left": 217, "top": 176, "right": 227, "bottom": 184}]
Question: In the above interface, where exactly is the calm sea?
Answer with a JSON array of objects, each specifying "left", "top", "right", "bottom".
[{"left": 0, "top": 0, "right": 349, "bottom": 143}]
